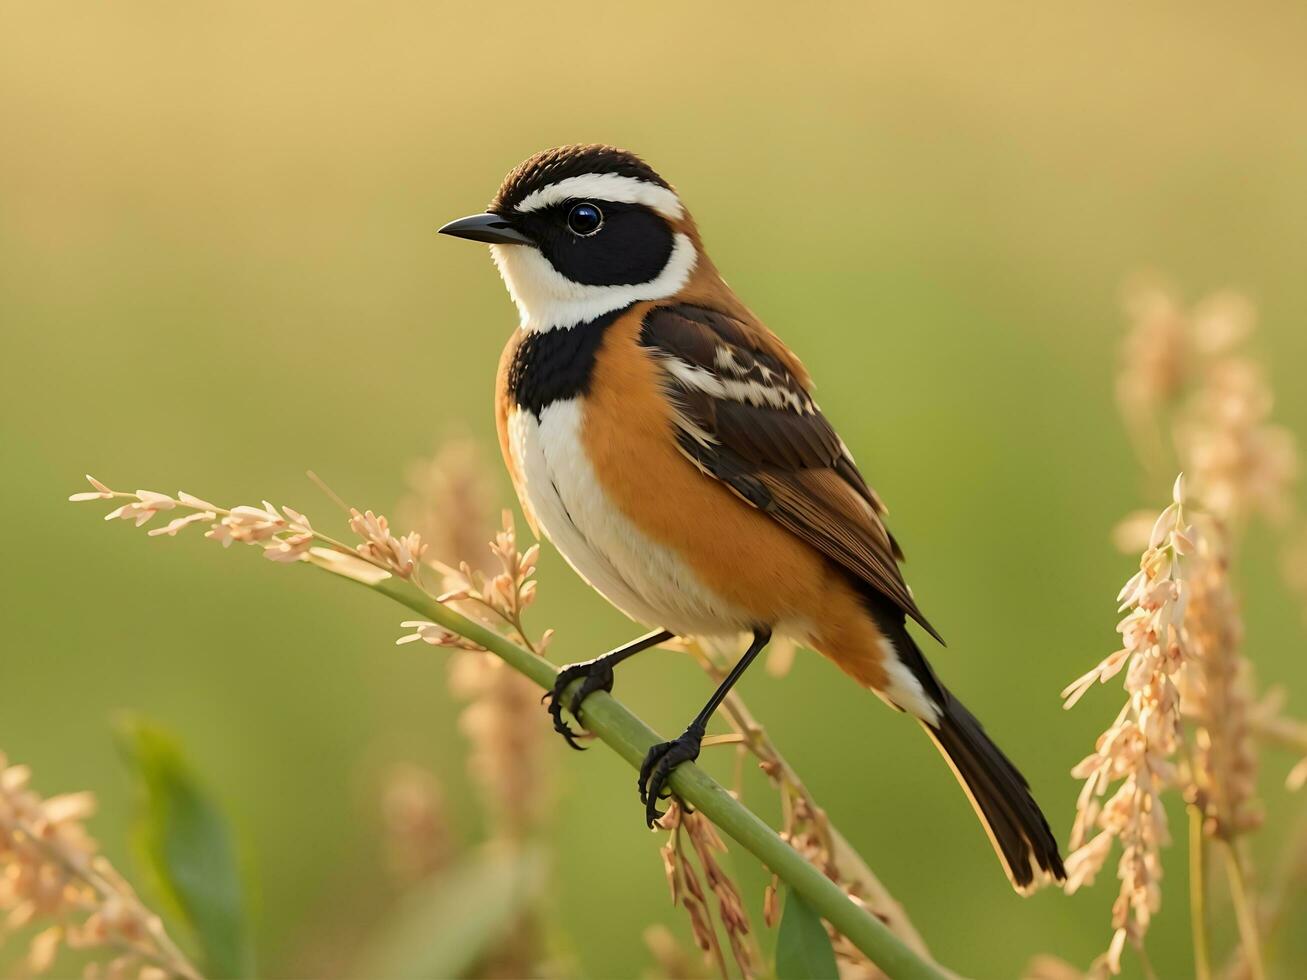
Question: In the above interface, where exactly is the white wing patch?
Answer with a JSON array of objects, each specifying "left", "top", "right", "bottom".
[{"left": 656, "top": 345, "right": 815, "bottom": 414}]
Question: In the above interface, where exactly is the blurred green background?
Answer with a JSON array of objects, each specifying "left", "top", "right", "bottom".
[{"left": 4, "top": 2, "right": 1307, "bottom": 977}]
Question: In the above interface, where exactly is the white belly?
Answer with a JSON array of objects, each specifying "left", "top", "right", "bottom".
[{"left": 508, "top": 399, "right": 749, "bottom": 636}]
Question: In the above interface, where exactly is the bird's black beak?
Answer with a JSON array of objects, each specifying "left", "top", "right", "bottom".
[{"left": 438, "top": 212, "right": 534, "bottom": 246}]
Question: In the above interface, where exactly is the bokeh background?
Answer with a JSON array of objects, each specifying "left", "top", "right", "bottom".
[{"left": 4, "top": 2, "right": 1307, "bottom": 977}]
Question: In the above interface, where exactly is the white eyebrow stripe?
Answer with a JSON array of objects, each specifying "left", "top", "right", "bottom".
[{"left": 514, "top": 173, "right": 684, "bottom": 220}]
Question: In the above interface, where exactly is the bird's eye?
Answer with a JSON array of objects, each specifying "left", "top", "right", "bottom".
[{"left": 566, "top": 202, "right": 604, "bottom": 237}]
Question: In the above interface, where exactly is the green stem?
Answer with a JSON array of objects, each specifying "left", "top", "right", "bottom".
[
  {"left": 1188, "top": 806, "right": 1212, "bottom": 980},
  {"left": 1219, "top": 839, "right": 1265, "bottom": 980},
  {"left": 367, "top": 574, "right": 949, "bottom": 980}
]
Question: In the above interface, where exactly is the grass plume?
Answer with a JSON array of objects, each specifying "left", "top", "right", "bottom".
[{"left": 0, "top": 753, "right": 200, "bottom": 980}]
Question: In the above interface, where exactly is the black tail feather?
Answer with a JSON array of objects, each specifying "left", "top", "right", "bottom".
[
  {"left": 855, "top": 587, "right": 1066, "bottom": 892},
  {"left": 925, "top": 693, "right": 1066, "bottom": 892}
]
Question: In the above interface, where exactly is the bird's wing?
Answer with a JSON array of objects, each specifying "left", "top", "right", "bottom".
[{"left": 639, "top": 303, "right": 941, "bottom": 643}]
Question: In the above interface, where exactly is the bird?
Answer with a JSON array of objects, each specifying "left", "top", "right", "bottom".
[{"left": 439, "top": 144, "right": 1066, "bottom": 893}]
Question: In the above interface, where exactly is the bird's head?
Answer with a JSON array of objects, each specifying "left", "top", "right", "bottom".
[{"left": 439, "top": 145, "right": 699, "bottom": 332}]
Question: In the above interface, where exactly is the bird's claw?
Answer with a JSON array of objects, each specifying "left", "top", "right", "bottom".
[
  {"left": 543, "top": 659, "right": 615, "bottom": 751},
  {"left": 639, "top": 724, "right": 705, "bottom": 827}
]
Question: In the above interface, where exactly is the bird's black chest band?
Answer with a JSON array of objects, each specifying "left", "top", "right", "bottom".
[{"left": 506, "top": 305, "right": 631, "bottom": 416}]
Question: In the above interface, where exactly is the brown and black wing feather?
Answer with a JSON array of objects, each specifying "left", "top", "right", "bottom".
[
  {"left": 639, "top": 302, "right": 940, "bottom": 643},
  {"left": 640, "top": 302, "right": 1065, "bottom": 891}
]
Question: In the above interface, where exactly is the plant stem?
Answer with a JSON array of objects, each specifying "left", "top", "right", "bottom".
[
  {"left": 365, "top": 573, "right": 950, "bottom": 980},
  {"left": 1219, "top": 838, "right": 1265, "bottom": 980},
  {"left": 1188, "top": 806, "right": 1212, "bottom": 980},
  {"left": 710, "top": 679, "right": 936, "bottom": 965},
  {"left": 1222, "top": 802, "right": 1307, "bottom": 977},
  {"left": 1133, "top": 939, "right": 1161, "bottom": 980}
]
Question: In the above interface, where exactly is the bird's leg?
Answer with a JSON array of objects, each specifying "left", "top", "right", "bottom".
[
  {"left": 639, "top": 626, "right": 771, "bottom": 826},
  {"left": 544, "top": 628, "right": 674, "bottom": 750}
]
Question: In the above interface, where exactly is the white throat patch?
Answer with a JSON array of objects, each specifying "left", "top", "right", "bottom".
[{"left": 490, "top": 231, "right": 697, "bottom": 333}]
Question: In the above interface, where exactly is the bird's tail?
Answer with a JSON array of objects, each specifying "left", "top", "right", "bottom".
[
  {"left": 853, "top": 589, "right": 1066, "bottom": 892},
  {"left": 922, "top": 691, "right": 1066, "bottom": 893}
]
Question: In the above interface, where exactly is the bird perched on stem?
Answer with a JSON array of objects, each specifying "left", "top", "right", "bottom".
[{"left": 440, "top": 144, "right": 1065, "bottom": 893}]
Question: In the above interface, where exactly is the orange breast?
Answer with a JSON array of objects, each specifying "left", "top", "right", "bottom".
[{"left": 581, "top": 306, "right": 892, "bottom": 689}]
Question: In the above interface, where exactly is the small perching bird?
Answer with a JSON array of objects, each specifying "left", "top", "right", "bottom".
[{"left": 440, "top": 144, "right": 1066, "bottom": 893}]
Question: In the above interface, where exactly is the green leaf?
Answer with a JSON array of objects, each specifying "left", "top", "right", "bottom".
[
  {"left": 353, "top": 844, "right": 546, "bottom": 979},
  {"left": 116, "top": 716, "right": 256, "bottom": 979},
  {"left": 775, "top": 887, "right": 839, "bottom": 980}
]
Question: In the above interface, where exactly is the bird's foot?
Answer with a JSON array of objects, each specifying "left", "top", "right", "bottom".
[
  {"left": 542, "top": 658, "right": 616, "bottom": 750},
  {"left": 638, "top": 723, "right": 705, "bottom": 827}
]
